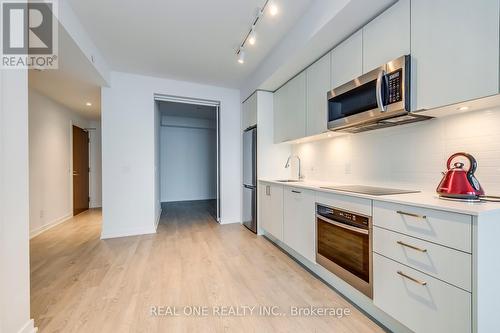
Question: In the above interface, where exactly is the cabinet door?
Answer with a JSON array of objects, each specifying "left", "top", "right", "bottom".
[
  {"left": 283, "top": 187, "right": 315, "bottom": 262},
  {"left": 306, "top": 53, "right": 331, "bottom": 136},
  {"left": 363, "top": 0, "right": 410, "bottom": 73},
  {"left": 242, "top": 92, "right": 257, "bottom": 130},
  {"left": 331, "top": 30, "right": 363, "bottom": 89},
  {"left": 411, "top": 0, "right": 499, "bottom": 111},
  {"left": 284, "top": 72, "right": 307, "bottom": 141},
  {"left": 259, "top": 183, "right": 284, "bottom": 240},
  {"left": 273, "top": 84, "right": 287, "bottom": 143}
]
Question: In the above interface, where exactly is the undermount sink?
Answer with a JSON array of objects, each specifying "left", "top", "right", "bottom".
[{"left": 276, "top": 179, "right": 303, "bottom": 183}]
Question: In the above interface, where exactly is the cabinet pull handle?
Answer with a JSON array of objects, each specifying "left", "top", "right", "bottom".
[
  {"left": 397, "top": 210, "right": 427, "bottom": 220},
  {"left": 397, "top": 271, "right": 427, "bottom": 286},
  {"left": 291, "top": 190, "right": 301, "bottom": 194},
  {"left": 397, "top": 241, "right": 427, "bottom": 253},
  {"left": 266, "top": 186, "right": 271, "bottom": 196}
]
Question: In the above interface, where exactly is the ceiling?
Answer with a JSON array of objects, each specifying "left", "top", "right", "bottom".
[
  {"left": 66, "top": 0, "right": 314, "bottom": 88},
  {"left": 159, "top": 101, "right": 216, "bottom": 120},
  {"left": 29, "top": 24, "right": 105, "bottom": 120}
]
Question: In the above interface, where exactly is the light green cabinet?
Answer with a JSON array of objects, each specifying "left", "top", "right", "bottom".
[
  {"left": 273, "top": 72, "right": 306, "bottom": 143},
  {"left": 283, "top": 187, "right": 316, "bottom": 262},
  {"left": 242, "top": 92, "right": 257, "bottom": 130},
  {"left": 306, "top": 52, "right": 331, "bottom": 136},
  {"left": 259, "top": 183, "right": 284, "bottom": 241},
  {"left": 331, "top": 30, "right": 363, "bottom": 89},
  {"left": 362, "top": 0, "right": 410, "bottom": 73},
  {"left": 411, "top": 0, "right": 499, "bottom": 111}
]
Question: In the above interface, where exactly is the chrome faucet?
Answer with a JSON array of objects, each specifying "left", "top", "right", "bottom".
[{"left": 285, "top": 155, "right": 303, "bottom": 180}]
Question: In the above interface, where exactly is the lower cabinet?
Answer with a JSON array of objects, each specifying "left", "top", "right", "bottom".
[
  {"left": 259, "top": 183, "right": 284, "bottom": 241},
  {"left": 374, "top": 253, "right": 471, "bottom": 333},
  {"left": 283, "top": 187, "right": 316, "bottom": 262}
]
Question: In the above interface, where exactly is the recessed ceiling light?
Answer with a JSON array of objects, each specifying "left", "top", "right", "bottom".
[
  {"left": 86, "top": 102, "right": 92, "bottom": 107},
  {"left": 457, "top": 106, "right": 469, "bottom": 111}
]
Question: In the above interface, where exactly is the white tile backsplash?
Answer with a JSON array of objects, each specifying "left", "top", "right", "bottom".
[{"left": 292, "top": 108, "right": 500, "bottom": 194}]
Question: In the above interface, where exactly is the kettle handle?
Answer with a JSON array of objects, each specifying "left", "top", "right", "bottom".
[{"left": 446, "top": 152, "right": 477, "bottom": 175}]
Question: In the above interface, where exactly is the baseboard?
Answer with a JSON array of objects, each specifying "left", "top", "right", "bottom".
[
  {"left": 155, "top": 207, "right": 162, "bottom": 231},
  {"left": 18, "top": 319, "right": 37, "bottom": 333},
  {"left": 30, "top": 213, "right": 73, "bottom": 239},
  {"left": 100, "top": 226, "right": 157, "bottom": 239},
  {"left": 219, "top": 219, "right": 241, "bottom": 225}
]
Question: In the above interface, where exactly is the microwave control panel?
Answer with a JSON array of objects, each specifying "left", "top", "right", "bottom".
[{"left": 387, "top": 68, "right": 403, "bottom": 104}]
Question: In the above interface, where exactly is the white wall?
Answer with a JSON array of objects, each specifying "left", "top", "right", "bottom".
[
  {"left": 101, "top": 71, "right": 241, "bottom": 239},
  {"left": 154, "top": 101, "right": 161, "bottom": 227},
  {"left": 29, "top": 89, "right": 102, "bottom": 237},
  {"left": 0, "top": 70, "right": 37, "bottom": 333},
  {"left": 292, "top": 108, "right": 500, "bottom": 194},
  {"left": 160, "top": 116, "right": 217, "bottom": 202},
  {"left": 89, "top": 120, "right": 102, "bottom": 208}
]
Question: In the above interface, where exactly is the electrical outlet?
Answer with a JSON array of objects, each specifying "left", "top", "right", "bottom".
[{"left": 39, "top": 210, "right": 44, "bottom": 219}]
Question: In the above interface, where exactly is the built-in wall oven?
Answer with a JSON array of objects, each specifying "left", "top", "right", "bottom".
[
  {"left": 327, "top": 55, "right": 431, "bottom": 133},
  {"left": 316, "top": 204, "right": 372, "bottom": 298}
]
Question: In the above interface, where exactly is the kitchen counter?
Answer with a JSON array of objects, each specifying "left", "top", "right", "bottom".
[{"left": 259, "top": 179, "right": 500, "bottom": 216}]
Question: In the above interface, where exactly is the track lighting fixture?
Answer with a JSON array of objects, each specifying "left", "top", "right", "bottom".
[{"left": 235, "top": 0, "right": 281, "bottom": 64}]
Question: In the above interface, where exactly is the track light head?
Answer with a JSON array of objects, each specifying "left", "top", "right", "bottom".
[
  {"left": 237, "top": 50, "right": 245, "bottom": 64},
  {"left": 248, "top": 27, "right": 256, "bottom": 45},
  {"left": 269, "top": 0, "right": 278, "bottom": 16}
]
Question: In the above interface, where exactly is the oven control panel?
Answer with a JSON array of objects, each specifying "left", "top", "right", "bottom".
[
  {"left": 386, "top": 68, "right": 403, "bottom": 105},
  {"left": 316, "top": 205, "right": 370, "bottom": 229}
]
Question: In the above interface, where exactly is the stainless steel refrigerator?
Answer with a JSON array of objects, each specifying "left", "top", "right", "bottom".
[{"left": 242, "top": 127, "right": 257, "bottom": 233}]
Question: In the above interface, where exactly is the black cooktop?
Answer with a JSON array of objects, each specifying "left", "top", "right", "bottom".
[{"left": 320, "top": 185, "right": 420, "bottom": 196}]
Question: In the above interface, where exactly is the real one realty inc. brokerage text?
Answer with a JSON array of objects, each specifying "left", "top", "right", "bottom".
[{"left": 150, "top": 305, "right": 352, "bottom": 318}]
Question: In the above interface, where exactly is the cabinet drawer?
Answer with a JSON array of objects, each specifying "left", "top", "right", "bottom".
[
  {"left": 373, "top": 201, "right": 472, "bottom": 252},
  {"left": 316, "top": 191, "right": 371, "bottom": 216},
  {"left": 374, "top": 253, "right": 471, "bottom": 333},
  {"left": 374, "top": 226, "right": 471, "bottom": 291}
]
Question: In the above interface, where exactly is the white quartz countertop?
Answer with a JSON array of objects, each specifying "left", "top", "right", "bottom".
[{"left": 259, "top": 179, "right": 500, "bottom": 216}]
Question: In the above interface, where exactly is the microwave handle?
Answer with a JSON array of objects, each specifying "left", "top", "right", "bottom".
[
  {"left": 376, "top": 70, "right": 386, "bottom": 112},
  {"left": 317, "top": 215, "right": 369, "bottom": 235}
]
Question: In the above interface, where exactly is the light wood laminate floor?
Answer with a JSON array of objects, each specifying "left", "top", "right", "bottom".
[{"left": 30, "top": 201, "right": 384, "bottom": 332}]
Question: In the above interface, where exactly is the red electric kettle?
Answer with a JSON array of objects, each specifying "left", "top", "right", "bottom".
[{"left": 436, "top": 152, "right": 485, "bottom": 200}]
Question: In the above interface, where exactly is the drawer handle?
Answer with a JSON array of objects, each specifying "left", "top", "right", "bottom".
[
  {"left": 397, "top": 241, "right": 428, "bottom": 253},
  {"left": 397, "top": 270, "right": 427, "bottom": 286},
  {"left": 291, "top": 190, "right": 301, "bottom": 194},
  {"left": 397, "top": 210, "right": 427, "bottom": 220}
]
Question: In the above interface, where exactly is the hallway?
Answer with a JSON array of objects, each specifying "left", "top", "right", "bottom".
[{"left": 30, "top": 204, "right": 383, "bottom": 332}]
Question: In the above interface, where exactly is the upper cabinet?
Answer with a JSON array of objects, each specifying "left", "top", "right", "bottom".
[
  {"left": 273, "top": 72, "right": 306, "bottom": 143},
  {"left": 242, "top": 92, "right": 257, "bottom": 130},
  {"left": 411, "top": 0, "right": 500, "bottom": 111},
  {"left": 306, "top": 53, "right": 331, "bottom": 136},
  {"left": 331, "top": 30, "right": 363, "bottom": 89},
  {"left": 362, "top": 0, "right": 410, "bottom": 73}
]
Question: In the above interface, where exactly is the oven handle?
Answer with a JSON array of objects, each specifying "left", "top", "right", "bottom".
[
  {"left": 376, "top": 70, "right": 386, "bottom": 112},
  {"left": 317, "top": 215, "right": 369, "bottom": 235}
]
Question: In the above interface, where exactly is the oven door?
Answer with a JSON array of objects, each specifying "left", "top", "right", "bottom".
[
  {"left": 327, "top": 55, "right": 409, "bottom": 131},
  {"left": 316, "top": 215, "right": 373, "bottom": 298}
]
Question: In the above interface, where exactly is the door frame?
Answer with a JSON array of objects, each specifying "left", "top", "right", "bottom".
[
  {"left": 154, "top": 94, "right": 222, "bottom": 223},
  {"left": 69, "top": 122, "right": 90, "bottom": 216}
]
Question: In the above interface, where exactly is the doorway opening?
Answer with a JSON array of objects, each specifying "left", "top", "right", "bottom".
[
  {"left": 72, "top": 125, "right": 90, "bottom": 216},
  {"left": 154, "top": 95, "right": 221, "bottom": 222}
]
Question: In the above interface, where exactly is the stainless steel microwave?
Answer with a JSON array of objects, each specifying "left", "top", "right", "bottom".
[{"left": 327, "top": 55, "right": 430, "bottom": 133}]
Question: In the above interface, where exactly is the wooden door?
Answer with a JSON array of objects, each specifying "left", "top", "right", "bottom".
[{"left": 73, "top": 126, "right": 89, "bottom": 216}]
